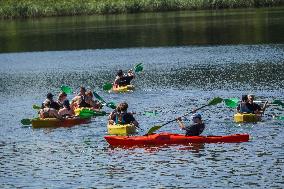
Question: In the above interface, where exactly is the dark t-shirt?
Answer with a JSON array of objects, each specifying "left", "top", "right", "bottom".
[
  {"left": 41, "top": 99, "right": 61, "bottom": 110},
  {"left": 118, "top": 75, "right": 134, "bottom": 86},
  {"left": 246, "top": 102, "right": 261, "bottom": 113},
  {"left": 111, "top": 111, "right": 136, "bottom": 124},
  {"left": 184, "top": 123, "right": 205, "bottom": 136}
]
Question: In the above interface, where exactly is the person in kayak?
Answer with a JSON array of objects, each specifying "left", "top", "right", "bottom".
[
  {"left": 108, "top": 102, "right": 139, "bottom": 127},
  {"left": 71, "top": 87, "right": 90, "bottom": 109},
  {"left": 57, "top": 92, "right": 68, "bottom": 108},
  {"left": 176, "top": 113, "right": 205, "bottom": 136},
  {"left": 58, "top": 99, "right": 73, "bottom": 117},
  {"left": 85, "top": 90, "right": 102, "bottom": 110},
  {"left": 39, "top": 101, "right": 64, "bottom": 120},
  {"left": 41, "top": 93, "right": 60, "bottom": 110},
  {"left": 246, "top": 94, "right": 262, "bottom": 114},
  {"left": 114, "top": 69, "right": 135, "bottom": 87},
  {"left": 237, "top": 95, "right": 250, "bottom": 113}
]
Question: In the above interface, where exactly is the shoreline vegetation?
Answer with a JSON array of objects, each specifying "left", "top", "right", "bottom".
[{"left": 0, "top": 0, "right": 283, "bottom": 19}]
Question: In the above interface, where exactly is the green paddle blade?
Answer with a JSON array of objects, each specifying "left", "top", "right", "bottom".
[
  {"left": 106, "top": 102, "right": 116, "bottom": 109},
  {"left": 208, "top": 97, "right": 223, "bottom": 106},
  {"left": 61, "top": 85, "right": 72, "bottom": 94},
  {"left": 144, "top": 110, "right": 158, "bottom": 117},
  {"left": 79, "top": 113, "right": 93, "bottom": 119},
  {"left": 103, "top": 83, "right": 113, "bottom": 91},
  {"left": 275, "top": 116, "right": 284, "bottom": 120},
  {"left": 146, "top": 125, "right": 162, "bottom": 135},
  {"left": 224, "top": 98, "right": 239, "bottom": 108},
  {"left": 272, "top": 100, "right": 284, "bottom": 107},
  {"left": 134, "top": 63, "right": 143, "bottom": 73},
  {"left": 79, "top": 109, "right": 107, "bottom": 118},
  {"left": 21, "top": 119, "right": 32, "bottom": 125},
  {"left": 32, "top": 104, "right": 41, "bottom": 110}
]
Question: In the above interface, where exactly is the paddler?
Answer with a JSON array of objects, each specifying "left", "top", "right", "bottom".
[
  {"left": 41, "top": 92, "right": 60, "bottom": 110},
  {"left": 85, "top": 90, "right": 102, "bottom": 110},
  {"left": 70, "top": 87, "right": 90, "bottom": 109},
  {"left": 237, "top": 95, "right": 250, "bottom": 113},
  {"left": 114, "top": 69, "right": 135, "bottom": 87},
  {"left": 176, "top": 113, "right": 205, "bottom": 136},
  {"left": 246, "top": 94, "right": 262, "bottom": 114},
  {"left": 39, "top": 101, "right": 64, "bottom": 120},
  {"left": 108, "top": 102, "right": 139, "bottom": 127}
]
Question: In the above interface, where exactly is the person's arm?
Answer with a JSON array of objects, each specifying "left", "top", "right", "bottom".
[
  {"left": 50, "top": 109, "right": 64, "bottom": 120},
  {"left": 236, "top": 104, "right": 241, "bottom": 112},
  {"left": 108, "top": 111, "right": 116, "bottom": 124},
  {"left": 176, "top": 117, "right": 186, "bottom": 129}
]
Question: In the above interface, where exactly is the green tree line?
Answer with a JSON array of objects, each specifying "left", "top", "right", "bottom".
[{"left": 0, "top": 0, "right": 283, "bottom": 19}]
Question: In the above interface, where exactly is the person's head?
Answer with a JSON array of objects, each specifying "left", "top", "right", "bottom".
[
  {"left": 63, "top": 100, "right": 71, "bottom": 110},
  {"left": 241, "top": 95, "right": 248, "bottom": 102},
  {"left": 118, "top": 102, "right": 128, "bottom": 112},
  {"left": 58, "top": 92, "right": 67, "bottom": 101},
  {"left": 79, "top": 87, "right": 86, "bottom": 95},
  {"left": 191, "top": 113, "right": 202, "bottom": 123},
  {"left": 47, "top": 93, "right": 54, "bottom": 100},
  {"left": 117, "top": 70, "right": 123, "bottom": 77},
  {"left": 85, "top": 90, "right": 93, "bottom": 98},
  {"left": 248, "top": 94, "right": 255, "bottom": 102}
]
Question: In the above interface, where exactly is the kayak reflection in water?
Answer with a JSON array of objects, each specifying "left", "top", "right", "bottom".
[
  {"left": 176, "top": 113, "right": 205, "bottom": 136},
  {"left": 108, "top": 102, "right": 139, "bottom": 127},
  {"left": 114, "top": 69, "right": 135, "bottom": 87}
]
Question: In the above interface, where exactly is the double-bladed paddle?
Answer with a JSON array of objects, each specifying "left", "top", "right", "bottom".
[{"left": 145, "top": 97, "right": 223, "bottom": 135}]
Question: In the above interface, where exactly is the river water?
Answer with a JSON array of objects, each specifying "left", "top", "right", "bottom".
[{"left": 0, "top": 7, "right": 284, "bottom": 188}]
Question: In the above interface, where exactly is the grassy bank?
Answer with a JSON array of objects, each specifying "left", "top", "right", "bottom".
[{"left": 0, "top": 0, "right": 283, "bottom": 19}]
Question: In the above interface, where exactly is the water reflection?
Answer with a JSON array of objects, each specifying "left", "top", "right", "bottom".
[{"left": 0, "top": 7, "right": 283, "bottom": 52}]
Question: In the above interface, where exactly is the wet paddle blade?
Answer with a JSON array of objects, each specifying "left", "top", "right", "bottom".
[
  {"left": 106, "top": 102, "right": 116, "bottom": 109},
  {"left": 275, "top": 116, "right": 284, "bottom": 120},
  {"left": 146, "top": 125, "right": 162, "bottom": 135},
  {"left": 32, "top": 104, "right": 41, "bottom": 110},
  {"left": 208, "top": 97, "right": 223, "bottom": 106},
  {"left": 224, "top": 98, "right": 239, "bottom": 108},
  {"left": 61, "top": 85, "right": 73, "bottom": 94},
  {"left": 144, "top": 111, "right": 158, "bottom": 117},
  {"left": 272, "top": 100, "right": 284, "bottom": 107},
  {"left": 103, "top": 83, "right": 113, "bottom": 91},
  {"left": 134, "top": 63, "right": 143, "bottom": 73},
  {"left": 21, "top": 119, "right": 32, "bottom": 125}
]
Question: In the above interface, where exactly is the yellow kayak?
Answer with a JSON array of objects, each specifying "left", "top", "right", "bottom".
[
  {"left": 234, "top": 113, "right": 261, "bottom": 123},
  {"left": 107, "top": 123, "right": 136, "bottom": 135},
  {"left": 32, "top": 117, "right": 91, "bottom": 128},
  {"left": 112, "top": 85, "right": 135, "bottom": 93}
]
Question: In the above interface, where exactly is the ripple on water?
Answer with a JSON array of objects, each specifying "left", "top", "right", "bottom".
[{"left": 0, "top": 44, "right": 284, "bottom": 188}]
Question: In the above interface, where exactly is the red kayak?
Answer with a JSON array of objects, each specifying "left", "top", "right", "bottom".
[{"left": 104, "top": 133, "right": 249, "bottom": 146}]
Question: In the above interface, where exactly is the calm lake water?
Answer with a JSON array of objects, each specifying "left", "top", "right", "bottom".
[{"left": 0, "top": 7, "right": 284, "bottom": 189}]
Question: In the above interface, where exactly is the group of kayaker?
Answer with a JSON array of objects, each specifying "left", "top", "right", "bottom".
[
  {"left": 36, "top": 68, "right": 266, "bottom": 138},
  {"left": 39, "top": 87, "right": 102, "bottom": 120}
]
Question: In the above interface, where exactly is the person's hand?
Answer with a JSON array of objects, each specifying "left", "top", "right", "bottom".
[
  {"left": 176, "top": 117, "right": 182, "bottom": 121},
  {"left": 192, "top": 109, "right": 197, "bottom": 113},
  {"left": 108, "top": 120, "right": 114, "bottom": 125}
]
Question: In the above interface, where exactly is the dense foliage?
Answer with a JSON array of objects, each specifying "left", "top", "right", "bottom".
[{"left": 0, "top": 0, "right": 283, "bottom": 19}]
